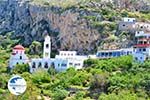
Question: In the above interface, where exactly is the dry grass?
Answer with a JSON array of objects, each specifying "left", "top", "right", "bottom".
[{"left": 31, "top": 0, "right": 89, "bottom": 8}]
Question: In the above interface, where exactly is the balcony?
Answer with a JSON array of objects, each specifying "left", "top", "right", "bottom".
[{"left": 134, "top": 44, "right": 150, "bottom": 48}]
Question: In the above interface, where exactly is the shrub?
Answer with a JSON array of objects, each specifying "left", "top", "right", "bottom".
[
  {"left": 32, "top": 70, "right": 51, "bottom": 85},
  {"left": 52, "top": 88, "right": 68, "bottom": 100},
  {"left": 12, "top": 64, "right": 30, "bottom": 74}
]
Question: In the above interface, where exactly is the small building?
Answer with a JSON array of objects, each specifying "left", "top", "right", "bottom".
[
  {"left": 123, "top": 18, "right": 136, "bottom": 22},
  {"left": 118, "top": 18, "right": 136, "bottom": 32},
  {"left": 96, "top": 48, "right": 133, "bottom": 59},
  {"left": 134, "top": 22, "right": 150, "bottom": 32},
  {"left": 119, "top": 18, "right": 150, "bottom": 33},
  {"left": 55, "top": 51, "right": 88, "bottom": 72},
  {"left": 9, "top": 45, "right": 29, "bottom": 69},
  {"left": 133, "top": 31, "right": 150, "bottom": 62}
]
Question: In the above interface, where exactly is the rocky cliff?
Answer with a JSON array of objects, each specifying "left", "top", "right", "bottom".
[
  {"left": 0, "top": 0, "right": 101, "bottom": 54},
  {"left": 0, "top": 0, "right": 149, "bottom": 54}
]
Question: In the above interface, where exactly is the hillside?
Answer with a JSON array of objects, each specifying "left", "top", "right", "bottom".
[
  {"left": 0, "top": 0, "right": 150, "bottom": 100},
  {"left": 0, "top": 0, "right": 149, "bottom": 54}
]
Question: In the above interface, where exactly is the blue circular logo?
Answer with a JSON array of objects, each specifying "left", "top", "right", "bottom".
[{"left": 8, "top": 75, "right": 27, "bottom": 95}]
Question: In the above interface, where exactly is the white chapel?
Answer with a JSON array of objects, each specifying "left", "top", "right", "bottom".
[{"left": 9, "top": 45, "right": 29, "bottom": 69}]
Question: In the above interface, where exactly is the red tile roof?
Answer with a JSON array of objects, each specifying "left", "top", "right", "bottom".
[
  {"left": 13, "top": 45, "right": 25, "bottom": 50},
  {"left": 134, "top": 44, "right": 150, "bottom": 47}
]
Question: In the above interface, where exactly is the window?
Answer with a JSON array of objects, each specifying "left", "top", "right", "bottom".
[
  {"left": 135, "top": 57, "right": 138, "bottom": 60},
  {"left": 51, "top": 62, "right": 55, "bottom": 68},
  {"left": 69, "top": 63, "right": 73, "bottom": 65},
  {"left": 97, "top": 53, "right": 101, "bottom": 57},
  {"left": 75, "top": 63, "right": 80, "bottom": 66},
  {"left": 130, "top": 51, "right": 132, "bottom": 54},
  {"left": 105, "top": 53, "right": 108, "bottom": 56},
  {"left": 46, "top": 44, "right": 49, "bottom": 48},
  {"left": 32, "top": 62, "right": 36, "bottom": 68},
  {"left": 143, "top": 48, "right": 146, "bottom": 51},
  {"left": 44, "top": 62, "right": 48, "bottom": 68},
  {"left": 139, "top": 41, "right": 143, "bottom": 44},
  {"left": 38, "top": 62, "right": 42, "bottom": 68},
  {"left": 144, "top": 41, "right": 147, "bottom": 44},
  {"left": 20, "top": 56, "right": 22, "bottom": 60},
  {"left": 109, "top": 52, "right": 112, "bottom": 56},
  {"left": 16, "top": 62, "right": 19, "bottom": 65},
  {"left": 61, "top": 63, "right": 67, "bottom": 67},
  {"left": 101, "top": 53, "right": 104, "bottom": 56}
]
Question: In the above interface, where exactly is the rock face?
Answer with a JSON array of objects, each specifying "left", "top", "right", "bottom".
[
  {"left": 0, "top": 0, "right": 149, "bottom": 54},
  {"left": 0, "top": 0, "right": 100, "bottom": 54}
]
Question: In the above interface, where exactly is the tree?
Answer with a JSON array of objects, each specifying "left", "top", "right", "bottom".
[
  {"left": 99, "top": 90, "right": 139, "bottom": 100},
  {"left": 70, "top": 71, "right": 90, "bottom": 86},
  {"left": 12, "top": 64, "right": 30, "bottom": 74},
  {"left": 52, "top": 88, "right": 68, "bottom": 100},
  {"left": 0, "top": 73, "right": 10, "bottom": 89},
  {"left": 29, "top": 41, "right": 42, "bottom": 56},
  {"left": 48, "top": 67, "right": 56, "bottom": 76},
  {"left": 32, "top": 70, "right": 51, "bottom": 85},
  {"left": 74, "top": 91, "right": 86, "bottom": 100},
  {"left": 90, "top": 73, "right": 109, "bottom": 92}
]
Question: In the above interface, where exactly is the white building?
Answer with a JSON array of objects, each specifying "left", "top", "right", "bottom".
[
  {"left": 123, "top": 18, "right": 136, "bottom": 22},
  {"left": 88, "top": 55, "right": 97, "bottom": 59},
  {"left": 134, "top": 22, "right": 150, "bottom": 32},
  {"left": 9, "top": 45, "right": 29, "bottom": 69},
  {"left": 30, "top": 35, "right": 54, "bottom": 73},
  {"left": 29, "top": 35, "right": 88, "bottom": 73},
  {"left": 135, "top": 31, "right": 145, "bottom": 37},
  {"left": 96, "top": 48, "right": 133, "bottom": 59},
  {"left": 30, "top": 58, "right": 55, "bottom": 73},
  {"left": 133, "top": 31, "right": 150, "bottom": 62},
  {"left": 55, "top": 51, "right": 88, "bottom": 72}
]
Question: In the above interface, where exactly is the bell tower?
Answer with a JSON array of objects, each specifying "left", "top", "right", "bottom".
[{"left": 43, "top": 35, "right": 51, "bottom": 59}]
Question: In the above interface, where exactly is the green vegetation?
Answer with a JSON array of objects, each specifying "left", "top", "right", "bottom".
[
  {"left": 0, "top": 0, "right": 150, "bottom": 99},
  {"left": 0, "top": 37, "right": 150, "bottom": 99},
  {"left": 11, "top": 64, "right": 30, "bottom": 74}
]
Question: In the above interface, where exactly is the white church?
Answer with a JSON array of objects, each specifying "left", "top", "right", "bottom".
[
  {"left": 9, "top": 45, "right": 29, "bottom": 69},
  {"left": 9, "top": 35, "right": 88, "bottom": 73}
]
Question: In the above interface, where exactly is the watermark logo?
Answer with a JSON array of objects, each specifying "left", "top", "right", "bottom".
[{"left": 8, "top": 75, "right": 27, "bottom": 95}]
